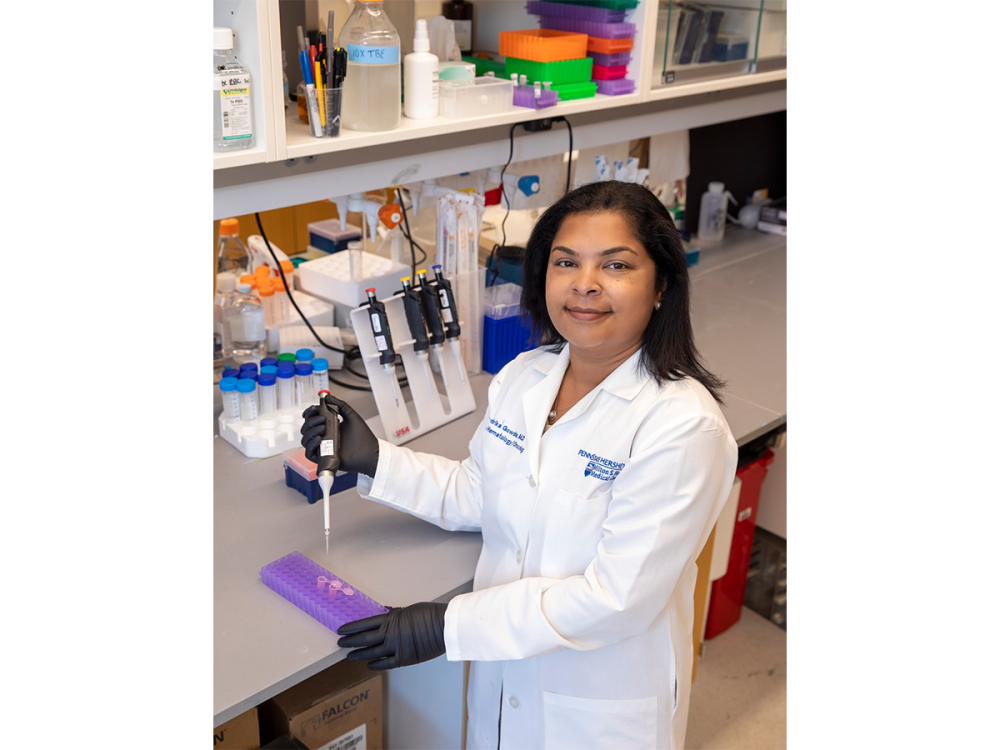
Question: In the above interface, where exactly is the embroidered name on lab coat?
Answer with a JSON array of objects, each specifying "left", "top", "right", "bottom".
[
  {"left": 486, "top": 418, "right": 525, "bottom": 454},
  {"left": 578, "top": 449, "right": 625, "bottom": 481}
]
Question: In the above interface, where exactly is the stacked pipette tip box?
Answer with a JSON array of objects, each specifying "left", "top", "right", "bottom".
[
  {"left": 260, "top": 551, "right": 388, "bottom": 633},
  {"left": 528, "top": 0, "right": 638, "bottom": 96},
  {"left": 500, "top": 19, "right": 594, "bottom": 104}
]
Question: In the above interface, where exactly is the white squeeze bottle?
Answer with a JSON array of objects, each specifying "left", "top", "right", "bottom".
[
  {"left": 697, "top": 181, "right": 736, "bottom": 245},
  {"left": 339, "top": 0, "right": 402, "bottom": 131},
  {"left": 404, "top": 19, "right": 439, "bottom": 120}
]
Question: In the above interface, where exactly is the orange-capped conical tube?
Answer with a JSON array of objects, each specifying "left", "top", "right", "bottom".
[{"left": 280, "top": 260, "right": 294, "bottom": 278}]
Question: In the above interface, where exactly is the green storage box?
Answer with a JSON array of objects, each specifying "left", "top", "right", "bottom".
[
  {"left": 550, "top": 80, "right": 597, "bottom": 100},
  {"left": 462, "top": 55, "right": 506, "bottom": 77},
  {"left": 504, "top": 56, "right": 593, "bottom": 85}
]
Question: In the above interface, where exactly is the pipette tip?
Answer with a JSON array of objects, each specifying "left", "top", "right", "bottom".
[{"left": 325, "top": 529, "right": 330, "bottom": 555}]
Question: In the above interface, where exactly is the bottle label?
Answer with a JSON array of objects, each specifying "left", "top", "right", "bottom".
[
  {"left": 347, "top": 44, "right": 400, "bottom": 65},
  {"left": 453, "top": 20, "right": 472, "bottom": 52},
  {"left": 217, "top": 73, "right": 253, "bottom": 140},
  {"left": 431, "top": 69, "right": 439, "bottom": 100}
]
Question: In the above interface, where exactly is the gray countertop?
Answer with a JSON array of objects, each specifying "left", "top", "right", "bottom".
[{"left": 214, "top": 227, "right": 786, "bottom": 726}]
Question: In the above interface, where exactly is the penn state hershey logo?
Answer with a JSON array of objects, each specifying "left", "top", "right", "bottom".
[{"left": 579, "top": 450, "right": 625, "bottom": 481}]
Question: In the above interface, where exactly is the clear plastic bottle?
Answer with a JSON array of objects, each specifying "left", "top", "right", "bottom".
[
  {"left": 697, "top": 181, "right": 734, "bottom": 245},
  {"left": 339, "top": 1, "right": 402, "bottom": 132},
  {"left": 214, "top": 271, "right": 238, "bottom": 362},
  {"left": 230, "top": 283, "right": 267, "bottom": 363},
  {"left": 213, "top": 27, "right": 254, "bottom": 151},
  {"left": 217, "top": 218, "right": 251, "bottom": 276},
  {"left": 404, "top": 19, "right": 439, "bottom": 120}
]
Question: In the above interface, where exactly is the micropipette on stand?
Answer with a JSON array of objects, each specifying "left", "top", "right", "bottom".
[
  {"left": 364, "top": 288, "right": 400, "bottom": 407},
  {"left": 416, "top": 269, "right": 450, "bottom": 391},
  {"left": 400, "top": 276, "right": 434, "bottom": 395},
  {"left": 315, "top": 389, "right": 341, "bottom": 555},
  {"left": 430, "top": 265, "right": 465, "bottom": 384}
]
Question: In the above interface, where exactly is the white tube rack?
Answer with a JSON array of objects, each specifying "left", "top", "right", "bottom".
[
  {"left": 349, "top": 294, "right": 476, "bottom": 446},
  {"left": 218, "top": 407, "right": 305, "bottom": 459}
]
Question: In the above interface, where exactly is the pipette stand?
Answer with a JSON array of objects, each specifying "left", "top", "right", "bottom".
[
  {"left": 350, "top": 295, "right": 476, "bottom": 446},
  {"left": 218, "top": 408, "right": 306, "bottom": 459}
]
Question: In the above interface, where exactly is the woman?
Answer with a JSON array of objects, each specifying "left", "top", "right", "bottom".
[{"left": 301, "top": 181, "right": 737, "bottom": 749}]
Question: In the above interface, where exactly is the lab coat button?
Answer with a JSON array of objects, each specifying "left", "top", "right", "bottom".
[
  {"left": 516, "top": 549, "right": 523, "bottom": 563},
  {"left": 509, "top": 696, "right": 520, "bottom": 709}
]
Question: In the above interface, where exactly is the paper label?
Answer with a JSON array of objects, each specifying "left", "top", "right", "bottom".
[
  {"left": 370, "top": 313, "right": 382, "bottom": 333},
  {"left": 441, "top": 308, "right": 454, "bottom": 324},
  {"left": 737, "top": 507, "right": 752, "bottom": 522},
  {"left": 374, "top": 335, "right": 388, "bottom": 351},
  {"left": 347, "top": 44, "right": 400, "bottom": 65},
  {"left": 320, "top": 439, "right": 335, "bottom": 457},
  {"left": 438, "top": 289, "right": 450, "bottom": 308},
  {"left": 319, "top": 724, "right": 366, "bottom": 750},
  {"left": 217, "top": 73, "right": 253, "bottom": 140},
  {"left": 452, "top": 20, "right": 472, "bottom": 51}
]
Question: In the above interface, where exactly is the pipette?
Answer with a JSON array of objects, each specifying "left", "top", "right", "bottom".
[
  {"left": 430, "top": 265, "right": 465, "bottom": 384},
  {"left": 400, "top": 276, "right": 434, "bottom": 395},
  {"left": 315, "top": 390, "right": 341, "bottom": 555},
  {"left": 364, "top": 288, "right": 400, "bottom": 407},
  {"left": 416, "top": 269, "right": 450, "bottom": 390}
]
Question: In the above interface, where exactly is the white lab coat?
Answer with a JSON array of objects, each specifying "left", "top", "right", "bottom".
[{"left": 356, "top": 345, "right": 737, "bottom": 749}]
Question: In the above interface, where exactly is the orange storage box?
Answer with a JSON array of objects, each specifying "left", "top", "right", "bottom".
[
  {"left": 499, "top": 29, "right": 589, "bottom": 62},
  {"left": 587, "top": 35, "right": 634, "bottom": 54}
]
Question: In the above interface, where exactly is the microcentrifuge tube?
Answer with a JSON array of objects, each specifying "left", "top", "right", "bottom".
[
  {"left": 259, "top": 372, "right": 277, "bottom": 415},
  {"left": 276, "top": 363, "right": 295, "bottom": 410},
  {"left": 219, "top": 377, "right": 240, "bottom": 420},
  {"left": 236, "top": 378, "right": 258, "bottom": 424}
]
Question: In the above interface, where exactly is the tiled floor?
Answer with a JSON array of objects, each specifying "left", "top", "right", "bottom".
[{"left": 685, "top": 607, "right": 787, "bottom": 750}]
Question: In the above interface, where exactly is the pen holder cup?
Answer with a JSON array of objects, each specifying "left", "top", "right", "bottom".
[{"left": 324, "top": 88, "right": 342, "bottom": 137}]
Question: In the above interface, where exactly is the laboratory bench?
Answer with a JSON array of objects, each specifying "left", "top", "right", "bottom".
[{"left": 213, "top": 226, "right": 786, "bottom": 728}]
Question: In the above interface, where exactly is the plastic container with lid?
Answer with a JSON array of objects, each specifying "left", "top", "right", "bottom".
[
  {"left": 258, "top": 372, "right": 277, "bottom": 415},
  {"left": 236, "top": 378, "right": 258, "bottom": 424},
  {"left": 498, "top": 29, "right": 588, "bottom": 62},
  {"left": 312, "top": 358, "right": 330, "bottom": 397},
  {"left": 217, "top": 218, "right": 251, "bottom": 277},
  {"left": 276, "top": 362, "right": 296, "bottom": 410},
  {"left": 482, "top": 283, "right": 533, "bottom": 374},
  {"left": 439, "top": 77, "right": 513, "bottom": 119},
  {"left": 296, "top": 348, "right": 315, "bottom": 363},
  {"left": 230, "top": 283, "right": 266, "bottom": 363},
  {"left": 294, "top": 362, "right": 314, "bottom": 408}
]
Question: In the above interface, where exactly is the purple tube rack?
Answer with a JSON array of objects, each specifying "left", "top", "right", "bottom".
[
  {"left": 595, "top": 78, "right": 635, "bottom": 96},
  {"left": 588, "top": 51, "right": 632, "bottom": 67},
  {"left": 513, "top": 85, "right": 560, "bottom": 109},
  {"left": 260, "top": 551, "right": 388, "bottom": 633},
  {"left": 538, "top": 16, "right": 636, "bottom": 39},
  {"left": 526, "top": 0, "right": 626, "bottom": 23}
]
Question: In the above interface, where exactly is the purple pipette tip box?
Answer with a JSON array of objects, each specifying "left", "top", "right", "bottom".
[
  {"left": 595, "top": 78, "right": 635, "bottom": 96},
  {"left": 260, "top": 551, "right": 388, "bottom": 633}
]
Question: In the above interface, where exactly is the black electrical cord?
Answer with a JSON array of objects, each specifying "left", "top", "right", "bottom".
[
  {"left": 396, "top": 187, "right": 420, "bottom": 279},
  {"left": 254, "top": 212, "right": 374, "bottom": 392},
  {"left": 553, "top": 116, "right": 574, "bottom": 196}
]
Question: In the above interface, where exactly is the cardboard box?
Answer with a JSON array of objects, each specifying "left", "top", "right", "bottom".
[
  {"left": 259, "top": 660, "right": 384, "bottom": 750},
  {"left": 214, "top": 707, "right": 261, "bottom": 750}
]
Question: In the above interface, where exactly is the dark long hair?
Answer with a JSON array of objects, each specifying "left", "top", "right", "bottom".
[{"left": 521, "top": 180, "right": 725, "bottom": 403}]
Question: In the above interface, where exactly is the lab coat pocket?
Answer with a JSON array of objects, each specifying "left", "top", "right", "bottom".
[
  {"left": 542, "top": 692, "right": 658, "bottom": 749},
  {"left": 552, "top": 487, "right": 613, "bottom": 514}
]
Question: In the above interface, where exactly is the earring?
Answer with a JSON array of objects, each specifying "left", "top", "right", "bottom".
[{"left": 654, "top": 301, "right": 661, "bottom": 311}]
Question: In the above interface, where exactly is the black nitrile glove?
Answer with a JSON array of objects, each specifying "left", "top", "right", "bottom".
[
  {"left": 337, "top": 602, "right": 447, "bottom": 670},
  {"left": 301, "top": 394, "right": 379, "bottom": 476}
]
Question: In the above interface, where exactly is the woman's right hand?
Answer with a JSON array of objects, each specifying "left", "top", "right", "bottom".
[{"left": 301, "top": 393, "right": 380, "bottom": 476}]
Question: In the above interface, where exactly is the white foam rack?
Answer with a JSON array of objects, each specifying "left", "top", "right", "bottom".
[
  {"left": 350, "top": 293, "right": 476, "bottom": 446},
  {"left": 218, "top": 406, "right": 305, "bottom": 459}
]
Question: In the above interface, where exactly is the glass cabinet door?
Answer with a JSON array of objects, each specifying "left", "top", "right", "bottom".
[{"left": 654, "top": 0, "right": 785, "bottom": 88}]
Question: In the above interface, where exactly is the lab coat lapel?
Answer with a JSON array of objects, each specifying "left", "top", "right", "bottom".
[{"left": 521, "top": 346, "right": 571, "bottom": 480}]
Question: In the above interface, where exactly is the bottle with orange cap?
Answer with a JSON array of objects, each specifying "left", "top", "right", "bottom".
[
  {"left": 217, "top": 218, "right": 252, "bottom": 277},
  {"left": 230, "top": 280, "right": 267, "bottom": 363}
]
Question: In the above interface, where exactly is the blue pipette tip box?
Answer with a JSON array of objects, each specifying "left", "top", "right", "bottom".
[
  {"left": 260, "top": 552, "right": 388, "bottom": 633},
  {"left": 284, "top": 447, "right": 359, "bottom": 503}
]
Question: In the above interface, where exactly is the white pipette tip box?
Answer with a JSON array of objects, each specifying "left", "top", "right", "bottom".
[
  {"left": 218, "top": 407, "right": 304, "bottom": 459},
  {"left": 296, "top": 250, "right": 410, "bottom": 308}
]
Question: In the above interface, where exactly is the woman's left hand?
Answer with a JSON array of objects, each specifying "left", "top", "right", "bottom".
[{"left": 337, "top": 602, "right": 447, "bottom": 670}]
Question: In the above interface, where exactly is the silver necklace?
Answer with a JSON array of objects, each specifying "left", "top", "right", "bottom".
[{"left": 548, "top": 399, "right": 581, "bottom": 424}]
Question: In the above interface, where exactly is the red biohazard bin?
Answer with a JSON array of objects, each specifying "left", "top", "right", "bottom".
[{"left": 704, "top": 448, "right": 775, "bottom": 640}]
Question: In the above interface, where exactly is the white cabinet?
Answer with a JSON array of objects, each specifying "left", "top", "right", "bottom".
[{"left": 213, "top": 0, "right": 786, "bottom": 190}]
